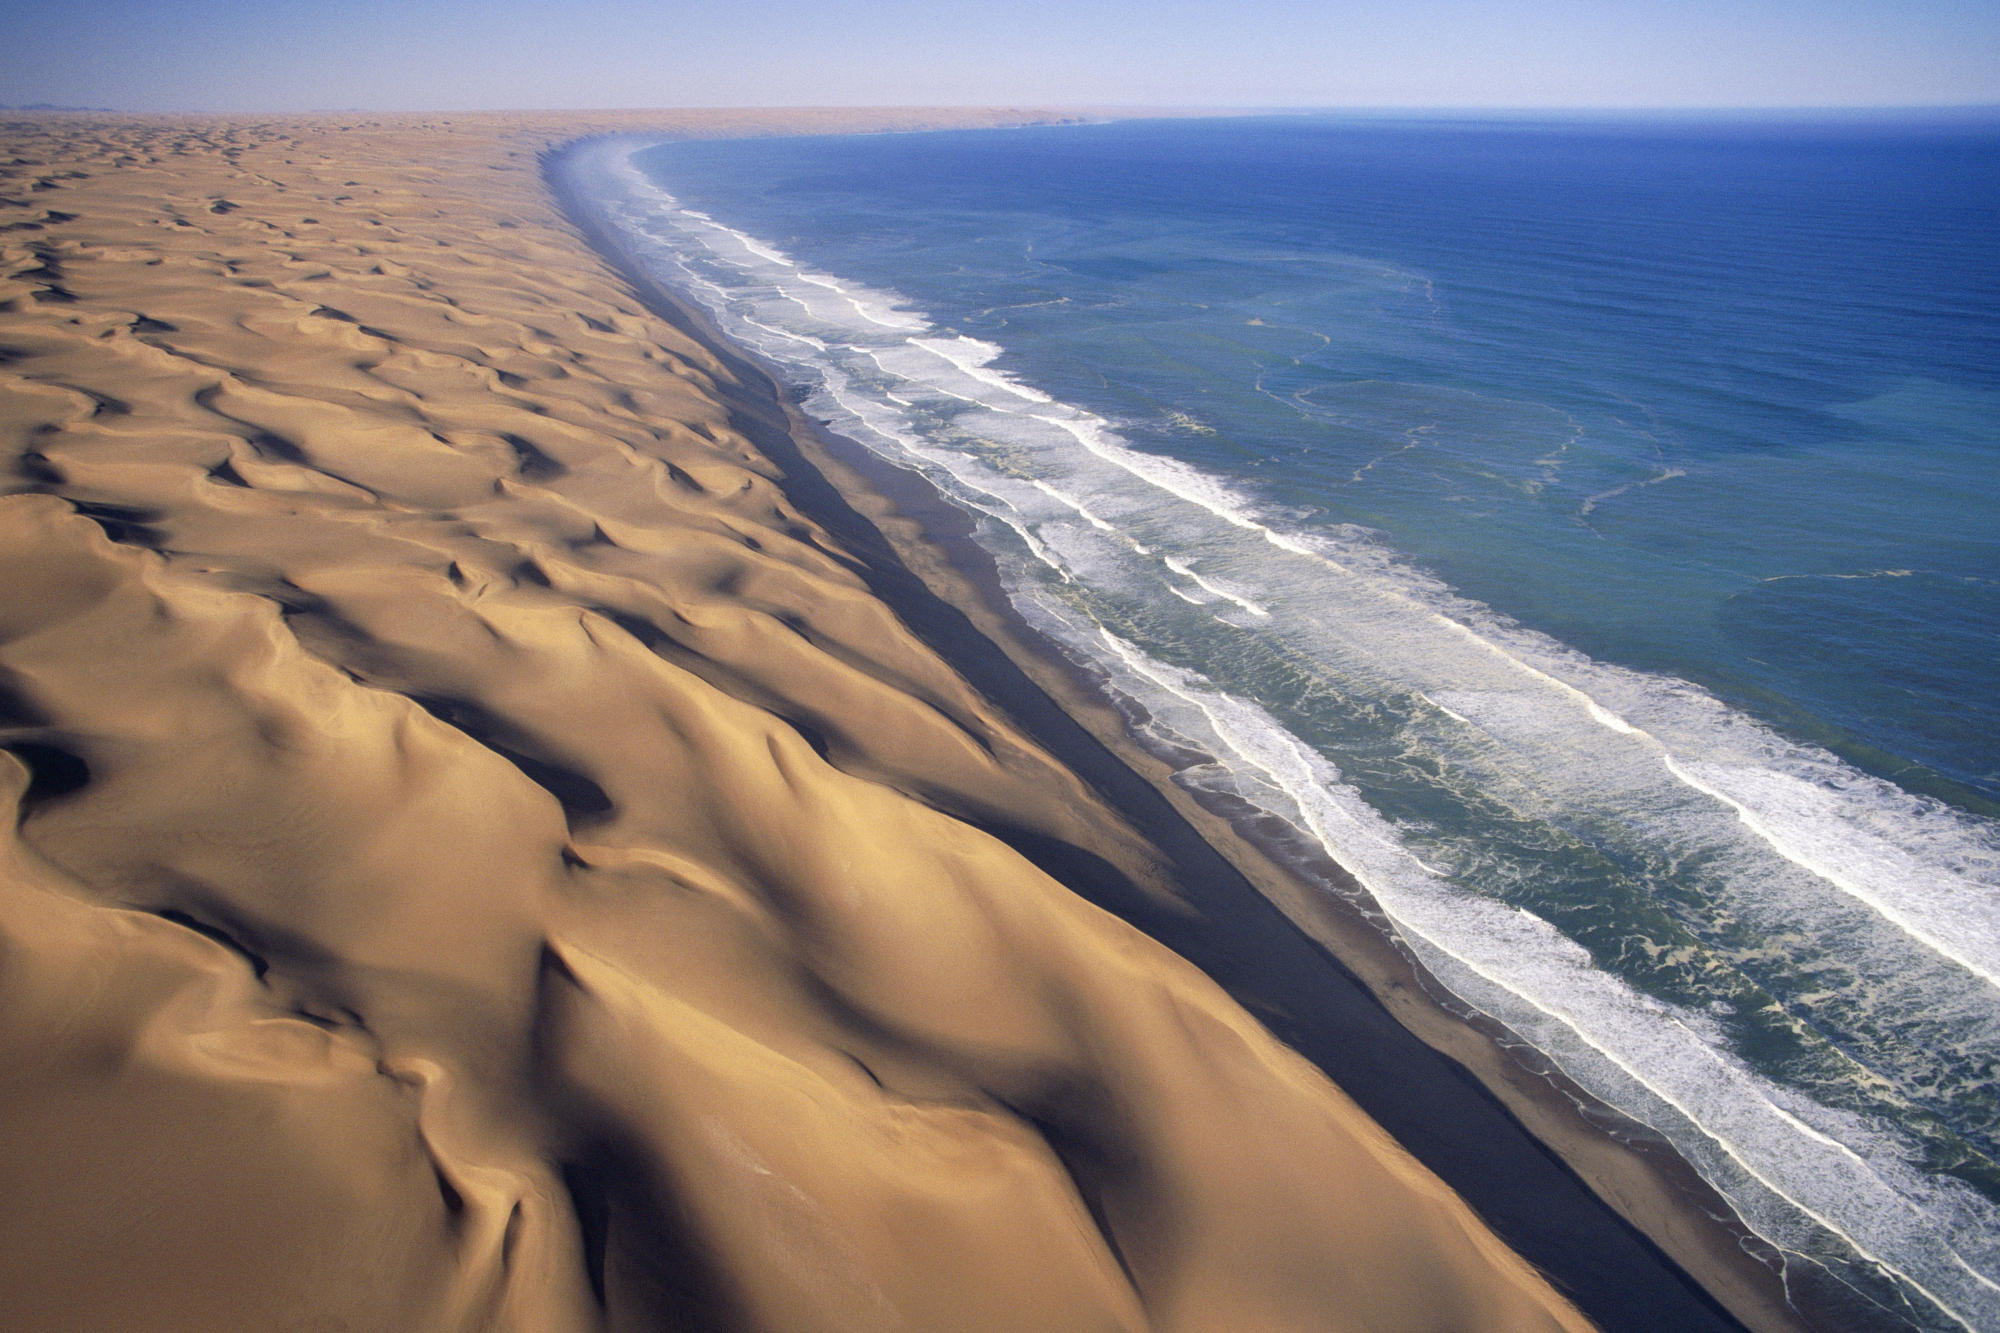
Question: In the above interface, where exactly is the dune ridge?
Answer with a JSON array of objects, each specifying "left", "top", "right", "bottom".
[{"left": 0, "top": 109, "right": 1606, "bottom": 1331}]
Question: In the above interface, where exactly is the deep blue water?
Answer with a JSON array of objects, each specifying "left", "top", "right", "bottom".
[{"left": 582, "top": 114, "right": 2000, "bottom": 1330}]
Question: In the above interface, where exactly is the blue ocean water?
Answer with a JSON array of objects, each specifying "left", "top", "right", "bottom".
[{"left": 579, "top": 114, "right": 2000, "bottom": 1329}]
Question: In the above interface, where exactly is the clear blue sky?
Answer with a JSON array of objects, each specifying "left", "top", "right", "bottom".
[{"left": 1, "top": 0, "right": 1994, "bottom": 113}]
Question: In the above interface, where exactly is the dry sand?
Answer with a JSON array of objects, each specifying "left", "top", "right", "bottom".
[{"left": 0, "top": 107, "right": 1720, "bottom": 1331}]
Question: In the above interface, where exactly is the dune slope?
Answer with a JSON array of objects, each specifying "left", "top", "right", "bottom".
[{"left": 0, "top": 111, "right": 1590, "bottom": 1332}]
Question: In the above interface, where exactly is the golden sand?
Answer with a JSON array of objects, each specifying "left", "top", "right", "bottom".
[{"left": 0, "top": 109, "right": 1610, "bottom": 1331}]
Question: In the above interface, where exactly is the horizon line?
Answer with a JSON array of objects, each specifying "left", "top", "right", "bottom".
[{"left": 5, "top": 99, "right": 1999, "bottom": 119}]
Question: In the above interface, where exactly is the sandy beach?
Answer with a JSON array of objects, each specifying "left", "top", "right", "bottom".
[{"left": 0, "top": 108, "right": 1790, "bottom": 1331}]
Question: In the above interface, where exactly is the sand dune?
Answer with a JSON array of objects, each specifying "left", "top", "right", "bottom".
[{"left": 0, "top": 110, "right": 1599, "bottom": 1330}]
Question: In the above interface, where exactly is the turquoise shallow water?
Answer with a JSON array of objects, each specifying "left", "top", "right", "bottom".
[{"left": 579, "top": 114, "right": 2000, "bottom": 1329}]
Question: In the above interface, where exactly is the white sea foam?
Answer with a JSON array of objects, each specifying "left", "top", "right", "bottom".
[
  {"left": 912, "top": 336, "right": 1056, "bottom": 402},
  {"left": 1161, "top": 555, "right": 1270, "bottom": 617},
  {"left": 795, "top": 271, "right": 928, "bottom": 330},
  {"left": 1069, "top": 618, "right": 2000, "bottom": 1331},
  {"left": 1031, "top": 480, "right": 1117, "bottom": 532},
  {"left": 580, "top": 139, "right": 2000, "bottom": 1328},
  {"left": 1665, "top": 757, "right": 2000, "bottom": 994},
  {"left": 723, "top": 228, "right": 794, "bottom": 267}
]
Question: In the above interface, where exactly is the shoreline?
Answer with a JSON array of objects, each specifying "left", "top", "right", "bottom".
[
  {"left": 1, "top": 105, "right": 1602, "bottom": 1332},
  {"left": 0, "top": 107, "right": 1835, "bottom": 1331},
  {"left": 546, "top": 133, "right": 1813, "bottom": 1333}
]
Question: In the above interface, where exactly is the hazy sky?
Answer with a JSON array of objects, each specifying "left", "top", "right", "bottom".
[{"left": 2, "top": 0, "right": 1995, "bottom": 113}]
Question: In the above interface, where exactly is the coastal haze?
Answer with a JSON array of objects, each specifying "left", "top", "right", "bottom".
[
  {"left": 1, "top": 0, "right": 1995, "bottom": 112},
  {"left": 3, "top": 3, "right": 1997, "bottom": 1333}
]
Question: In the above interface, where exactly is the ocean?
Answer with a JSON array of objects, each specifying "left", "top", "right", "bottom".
[{"left": 576, "top": 113, "right": 2000, "bottom": 1330}]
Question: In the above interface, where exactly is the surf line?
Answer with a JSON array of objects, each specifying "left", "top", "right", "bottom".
[
  {"left": 1664, "top": 756, "right": 2000, "bottom": 995},
  {"left": 1093, "top": 625, "right": 1984, "bottom": 1333},
  {"left": 658, "top": 163, "right": 2000, "bottom": 1010}
]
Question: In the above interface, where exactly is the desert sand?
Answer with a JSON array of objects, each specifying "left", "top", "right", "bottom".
[{"left": 0, "top": 107, "right": 1738, "bottom": 1332}]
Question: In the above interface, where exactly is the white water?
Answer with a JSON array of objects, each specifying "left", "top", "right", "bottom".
[{"left": 580, "top": 140, "right": 2000, "bottom": 1330}]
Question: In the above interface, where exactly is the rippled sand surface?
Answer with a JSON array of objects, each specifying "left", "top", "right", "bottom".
[{"left": 0, "top": 110, "right": 1589, "bottom": 1332}]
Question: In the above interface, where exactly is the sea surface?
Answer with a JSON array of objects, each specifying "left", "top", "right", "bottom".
[{"left": 578, "top": 113, "right": 2000, "bottom": 1330}]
